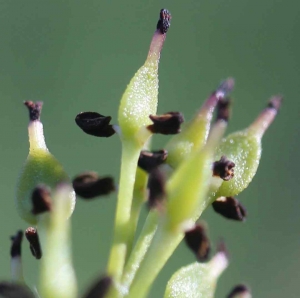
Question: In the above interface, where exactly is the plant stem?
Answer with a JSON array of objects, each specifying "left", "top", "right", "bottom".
[
  {"left": 127, "top": 220, "right": 182, "bottom": 298},
  {"left": 107, "top": 141, "right": 141, "bottom": 280},
  {"left": 126, "top": 121, "right": 226, "bottom": 297},
  {"left": 38, "top": 185, "right": 77, "bottom": 298},
  {"left": 121, "top": 211, "right": 159, "bottom": 290},
  {"left": 126, "top": 168, "right": 148, "bottom": 259}
]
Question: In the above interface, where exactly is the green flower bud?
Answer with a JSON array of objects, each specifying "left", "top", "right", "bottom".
[
  {"left": 15, "top": 102, "right": 76, "bottom": 224},
  {"left": 166, "top": 78, "right": 234, "bottom": 168},
  {"left": 166, "top": 121, "right": 226, "bottom": 230},
  {"left": 215, "top": 96, "right": 282, "bottom": 197},
  {"left": 118, "top": 9, "right": 171, "bottom": 144},
  {"left": 164, "top": 245, "right": 228, "bottom": 298}
]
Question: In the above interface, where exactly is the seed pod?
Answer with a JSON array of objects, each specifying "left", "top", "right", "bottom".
[
  {"left": 15, "top": 101, "right": 76, "bottom": 224},
  {"left": 215, "top": 96, "right": 281, "bottom": 198}
]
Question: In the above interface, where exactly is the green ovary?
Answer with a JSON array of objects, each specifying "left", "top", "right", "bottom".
[{"left": 16, "top": 149, "right": 75, "bottom": 224}]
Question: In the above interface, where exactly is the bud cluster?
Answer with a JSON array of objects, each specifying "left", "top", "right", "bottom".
[{"left": 2, "top": 8, "right": 281, "bottom": 298}]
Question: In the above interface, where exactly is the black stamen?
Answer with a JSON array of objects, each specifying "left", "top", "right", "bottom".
[
  {"left": 212, "top": 156, "right": 235, "bottom": 181},
  {"left": 212, "top": 197, "right": 247, "bottom": 221},
  {"left": 184, "top": 223, "right": 210, "bottom": 262},
  {"left": 216, "top": 97, "right": 231, "bottom": 122},
  {"left": 75, "top": 112, "right": 115, "bottom": 137},
  {"left": 147, "top": 112, "right": 184, "bottom": 135},
  {"left": 227, "top": 284, "right": 251, "bottom": 298},
  {"left": 31, "top": 184, "right": 52, "bottom": 215},
  {"left": 138, "top": 150, "right": 168, "bottom": 173},
  {"left": 148, "top": 168, "right": 166, "bottom": 209},
  {"left": 73, "top": 172, "right": 115, "bottom": 199},
  {"left": 10, "top": 230, "right": 23, "bottom": 258},
  {"left": 24, "top": 101, "right": 43, "bottom": 121},
  {"left": 156, "top": 9, "right": 171, "bottom": 34},
  {"left": 267, "top": 95, "right": 282, "bottom": 112},
  {"left": 83, "top": 276, "right": 112, "bottom": 298},
  {"left": 25, "top": 227, "right": 42, "bottom": 260}
]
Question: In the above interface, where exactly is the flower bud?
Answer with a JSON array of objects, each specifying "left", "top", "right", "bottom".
[
  {"left": 118, "top": 9, "right": 171, "bottom": 144},
  {"left": 215, "top": 96, "right": 282, "bottom": 197},
  {"left": 166, "top": 78, "right": 234, "bottom": 168},
  {"left": 15, "top": 101, "right": 76, "bottom": 224},
  {"left": 166, "top": 121, "right": 226, "bottom": 230},
  {"left": 164, "top": 243, "right": 228, "bottom": 298}
]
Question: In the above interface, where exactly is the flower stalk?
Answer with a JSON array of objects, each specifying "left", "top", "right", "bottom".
[{"left": 107, "top": 9, "right": 171, "bottom": 280}]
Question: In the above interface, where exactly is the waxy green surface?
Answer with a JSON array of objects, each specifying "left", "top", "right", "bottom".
[
  {"left": 164, "top": 260, "right": 225, "bottom": 298},
  {"left": 118, "top": 59, "right": 158, "bottom": 142},
  {"left": 16, "top": 149, "right": 74, "bottom": 224},
  {"left": 215, "top": 130, "right": 261, "bottom": 198}
]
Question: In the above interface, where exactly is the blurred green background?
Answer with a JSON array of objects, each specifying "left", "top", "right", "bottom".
[{"left": 0, "top": 0, "right": 299, "bottom": 297}]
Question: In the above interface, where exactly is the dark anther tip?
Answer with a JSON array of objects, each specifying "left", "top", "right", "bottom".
[
  {"left": 216, "top": 78, "right": 235, "bottom": 98},
  {"left": 227, "top": 284, "right": 251, "bottom": 298},
  {"left": 157, "top": 9, "right": 171, "bottom": 34},
  {"left": 10, "top": 230, "right": 23, "bottom": 258},
  {"left": 0, "top": 282, "right": 35, "bottom": 298},
  {"left": 148, "top": 168, "right": 166, "bottom": 209},
  {"left": 216, "top": 97, "right": 231, "bottom": 122},
  {"left": 147, "top": 112, "right": 184, "bottom": 135},
  {"left": 75, "top": 112, "right": 115, "bottom": 138},
  {"left": 184, "top": 223, "right": 210, "bottom": 262},
  {"left": 83, "top": 275, "right": 112, "bottom": 298},
  {"left": 212, "top": 156, "right": 235, "bottom": 181},
  {"left": 212, "top": 197, "right": 247, "bottom": 221},
  {"left": 267, "top": 95, "right": 282, "bottom": 112},
  {"left": 138, "top": 150, "right": 168, "bottom": 173},
  {"left": 24, "top": 101, "right": 43, "bottom": 121},
  {"left": 25, "top": 227, "right": 42, "bottom": 260},
  {"left": 72, "top": 172, "right": 115, "bottom": 199},
  {"left": 31, "top": 184, "right": 52, "bottom": 215}
]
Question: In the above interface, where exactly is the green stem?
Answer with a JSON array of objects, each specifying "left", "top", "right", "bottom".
[
  {"left": 38, "top": 185, "right": 77, "bottom": 298},
  {"left": 121, "top": 211, "right": 159, "bottom": 290},
  {"left": 127, "top": 220, "right": 182, "bottom": 298},
  {"left": 107, "top": 141, "right": 140, "bottom": 280},
  {"left": 126, "top": 168, "right": 148, "bottom": 259},
  {"left": 126, "top": 178, "right": 222, "bottom": 298}
]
